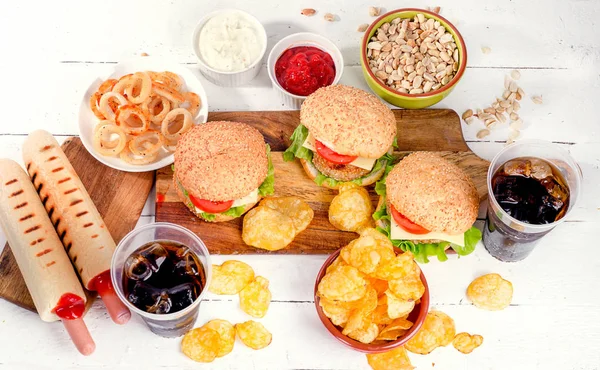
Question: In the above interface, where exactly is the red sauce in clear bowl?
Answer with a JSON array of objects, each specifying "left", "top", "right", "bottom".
[{"left": 274, "top": 46, "right": 336, "bottom": 96}]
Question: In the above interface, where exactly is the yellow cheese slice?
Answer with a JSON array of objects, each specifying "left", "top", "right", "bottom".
[
  {"left": 231, "top": 188, "right": 259, "bottom": 208},
  {"left": 390, "top": 216, "right": 465, "bottom": 247},
  {"left": 301, "top": 133, "right": 377, "bottom": 171}
]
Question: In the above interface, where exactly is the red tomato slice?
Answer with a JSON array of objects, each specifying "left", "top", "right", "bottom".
[
  {"left": 189, "top": 195, "right": 233, "bottom": 213},
  {"left": 390, "top": 205, "right": 430, "bottom": 234},
  {"left": 315, "top": 140, "right": 358, "bottom": 165}
]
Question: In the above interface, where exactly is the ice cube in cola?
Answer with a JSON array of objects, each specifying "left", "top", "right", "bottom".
[{"left": 123, "top": 241, "right": 206, "bottom": 314}]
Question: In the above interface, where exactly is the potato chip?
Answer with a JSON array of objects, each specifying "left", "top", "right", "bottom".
[
  {"left": 239, "top": 276, "right": 272, "bottom": 318},
  {"left": 453, "top": 332, "right": 484, "bottom": 354},
  {"left": 318, "top": 265, "right": 368, "bottom": 302},
  {"left": 368, "top": 278, "right": 389, "bottom": 297},
  {"left": 236, "top": 320, "right": 272, "bottom": 350},
  {"left": 349, "top": 236, "right": 396, "bottom": 275},
  {"left": 371, "top": 300, "right": 393, "bottom": 326},
  {"left": 209, "top": 260, "right": 255, "bottom": 295},
  {"left": 181, "top": 326, "right": 220, "bottom": 363},
  {"left": 405, "top": 310, "right": 455, "bottom": 354},
  {"left": 319, "top": 297, "right": 354, "bottom": 326},
  {"left": 242, "top": 206, "right": 296, "bottom": 251},
  {"left": 347, "top": 322, "right": 380, "bottom": 344},
  {"left": 388, "top": 274, "right": 425, "bottom": 302},
  {"left": 467, "top": 273, "right": 513, "bottom": 311},
  {"left": 204, "top": 319, "right": 236, "bottom": 357},
  {"left": 376, "top": 328, "right": 408, "bottom": 341},
  {"left": 385, "top": 290, "right": 416, "bottom": 319},
  {"left": 326, "top": 255, "right": 348, "bottom": 274},
  {"left": 343, "top": 287, "right": 378, "bottom": 334},
  {"left": 329, "top": 184, "right": 374, "bottom": 232},
  {"left": 261, "top": 196, "right": 314, "bottom": 233},
  {"left": 366, "top": 347, "right": 414, "bottom": 370},
  {"left": 373, "top": 252, "right": 415, "bottom": 280}
]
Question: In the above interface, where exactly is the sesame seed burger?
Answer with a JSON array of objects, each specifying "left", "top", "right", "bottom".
[
  {"left": 283, "top": 85, "right": 397, "bottom": 188},
  {"left": 373, "top": 152, "right": 482, "bottom": 263},
  {"left": 173, "top": 121, "right": 274, "bottom": 222}
]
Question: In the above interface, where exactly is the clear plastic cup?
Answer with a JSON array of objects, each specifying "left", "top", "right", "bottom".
[
  {"left": 111, "top": 222, "right": 212, "bottom": 337},
  {"left": 483, "top": 140, "right": 582, "bottom": 262}
]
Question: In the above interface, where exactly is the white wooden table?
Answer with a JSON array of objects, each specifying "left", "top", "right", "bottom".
[{"left": 0, "top": 1, "right": 599, "bottom": 369}]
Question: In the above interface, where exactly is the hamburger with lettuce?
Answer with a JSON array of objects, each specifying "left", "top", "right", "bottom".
[
  {"left": 284, "top": 85, "right": 397, "bottom": 188},
  {"left": 173, "top": 121, "right": 274, "bottom": 222},
  {"left": 373, "top": 151, "right": 482, "bottom": 263}
]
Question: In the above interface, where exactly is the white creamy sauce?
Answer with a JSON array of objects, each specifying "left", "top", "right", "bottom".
[{"left": 199, "top": 11, "right": 263, "bottom": 72}]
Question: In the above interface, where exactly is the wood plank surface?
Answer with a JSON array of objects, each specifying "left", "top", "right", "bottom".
[
  {"left": 155, "top": 109, "right": 489, "bottom": 254},
  {"left": 0, "top": 137, "right": 154, "bottom": 312}
]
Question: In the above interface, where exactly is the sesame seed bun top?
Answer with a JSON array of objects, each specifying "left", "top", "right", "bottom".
[
  {"left": 174, "top": 121, "right": 268, "bottom": 201},
  {"left": 386, "top": 152, "right": 479, "bottom": 234},
  {"left": 300, "top": 85, "right": 396, "bottom": 158}
]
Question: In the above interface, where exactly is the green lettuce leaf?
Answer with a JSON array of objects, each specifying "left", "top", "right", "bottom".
[
  {"left": 374, "top": 158, "right": 395, "bottom": 197},
  {"left": 373, "top": 197, "right": 479, "bottom": 263},
  {"left": 258, "top": 144, "right": 275, "bottom": 197},
  {"left": 283, "top": 124, "right": 313, "bottom": 162}
]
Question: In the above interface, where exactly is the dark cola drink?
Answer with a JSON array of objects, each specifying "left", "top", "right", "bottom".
[
  {"left": 484, "top": 157, "right": 570, "bottom": 262},
  {"left": 124, "top": 241, "right": 206, "bottom": 314}
]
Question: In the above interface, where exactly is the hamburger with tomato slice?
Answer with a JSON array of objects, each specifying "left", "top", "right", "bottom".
[
  {"left": 173, "top": 121, "right": 274, "bottom": 222},
  {"left": 373, "top": 152, "right": 482, "bottom": 263},
  {"left": 283, "top": 85, "right": 397, "bottom": 188}
]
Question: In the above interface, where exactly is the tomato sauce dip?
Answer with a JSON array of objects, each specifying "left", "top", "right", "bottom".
[{"left": 274, "top": 46, "right": 336, "bottom": 96}]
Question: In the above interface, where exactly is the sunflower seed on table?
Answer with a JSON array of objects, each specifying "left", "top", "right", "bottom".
[
  {"left": 503, "top": 90, "right": 511, "bottom": 100},
  {"left": 508, "top": 92, "right": 517, "bottom": 101},
  {"left": 509, "top": 81, "right": 519, "bottom": 93},
  {"left": 510, "top": 112, "right": 519, "bottom": 121},
  {"left": 369, "top": 6, "right": 381, "bottom": 16},
  {"left": 357, "top": 23, "right": 369, "bottom": 32},
  {"left": 477, "top": 129, "right": 491, "bottom": 139},
  {"left": 510, "top": 119, "right": 523, "bottom": 130},
  {"left": 517, "top": 87, "right": 525, "bottom": 96},
  {"left": 513, "top": 100, "right": 521, "bottom": 111},
  {"left": 532, "top": 95, "right": 543, "bottom": 104},
  {"left": 485, "top": 118, "right": 497, "bottom": 128},
  {"left": 462, "top": 109, "right": 473, "bottom": 120},
  {"left": 432, "top": 6, "right": 441, "bottom": 14},
  {"left": 301, "top": 8, "right": 316, "bottom": 16},
  {"left": 324, "top": 13, "right": 336, "bottom": 21},
  {"left": 516, "top": 92, "right": 522, "bottom": 100},
  {"left": 481, "top": 46, "right": 492, "bottom": 54},
  {"left": 496, "top": 112, "right": 507, "bottom": 123},
  {"left": 511, "top": 70, "right": 521, "bottom": 80}
]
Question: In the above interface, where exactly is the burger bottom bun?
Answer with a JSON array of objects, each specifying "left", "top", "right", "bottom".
[
  {"left": 299, "top": 158, "right": 387, "bottom": 189},
  {"left": 175, "top": 178, "right": 260, "bottom": 222}
]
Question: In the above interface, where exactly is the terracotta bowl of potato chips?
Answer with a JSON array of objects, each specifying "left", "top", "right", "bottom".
[{"left": 314, "top": 244, "right": 430, "bottom": 354}]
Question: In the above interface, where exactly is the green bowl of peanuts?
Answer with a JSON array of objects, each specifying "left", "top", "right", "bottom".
[{"left": 361, "top": 8, "right": 467, "bottom": 109}]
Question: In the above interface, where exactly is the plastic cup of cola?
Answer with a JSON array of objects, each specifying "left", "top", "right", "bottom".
[
  {"left": 111, "top": 222, "right": 212, "bottom": 337},
  {"left": 483, "top": 140, "right": 582, "bottom": 262}
]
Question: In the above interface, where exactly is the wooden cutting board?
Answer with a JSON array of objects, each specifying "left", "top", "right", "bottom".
[
  {"left": 155, "top": 109, "right": 490, "bottom": 254},
  {"left": 0, "top": 137, "right": 154, "bottom": 312}
]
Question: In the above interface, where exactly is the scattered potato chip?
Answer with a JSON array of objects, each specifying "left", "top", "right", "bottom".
[
  {"left": 366, "top": 346, "right": 414, "bottom": 370},
  {"left": 239, "top": 276, "right": 272, "bottom": 318},
  {"left": 209, "top": 260, "right": 255, "bottom": 295},
  {"left": 453, "top": 332, "right": 484, "bottom": 354},
  {"left": 318, "top": 265, "right": 368, "bottom": 302},
  {"left": 204, "top": 319, "right": 236, "bottom": 357},
  {"left": 181, "top": 326, "right": 221, "bottom": 363},
  {"left": 329, "top": 183, "right": 374, "bottom": 232},
  {"left": 388, "top": 274, "right": 425, "bottom": 302},
  {"left": 405, "top": 310, "right": 455, "bottom": 355},
  {"left": 467, "top": 273, "right": 513, "bottom": 311},
  {"left": 261, "top": 196, "right": 314, "bottom": 233},
  {"left": 236, "top": 320, "right": 272, "bottom": 350},
  {"left": 385, "top": 290, "right": 416, "bottom": 319},
  {"left": 242, "top": 206, "right": 296, "bottom": 251}
]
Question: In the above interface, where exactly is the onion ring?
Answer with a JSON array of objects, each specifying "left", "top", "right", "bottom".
[
  {"left": 99, "top": 92, "right": 128, "bottom": 121},
  {"left": 89, "top": 79, "right": 117, "bottom": 119},
  {"left": 163, "top": 136, "right": 179, "bottom": 152},
  {"left": 181, "top": 92, "right": 200, "bottom": 117},
  {"left": 124, "top": 72, "right": 152, "bottom": 104},
  {"left": 145, "top": 95, "right": 171, "bottom": 124},
  {"left": 93, "top": 120, "right": 114, "bottom": 135},
  {"left": 93, "top": 124, "right": 127, "bottom": 156},
  {"left": 162, "top": 72, "right": 183, "bottom": 90},
  {"left": 152, "top": 82, "right": 185, "bottom": 105},
  {"left": 128, "top": 130, "right": 163, "bottom": 156},
  {"left": 112, "top": 74, "right": 135, "bottom": 96},
  {"left": 119, "top": 145, "right": 159, "bottom": 165},
  {"left": 115, "top": 104, "right": 149, "bottom": 134},
  {"left": 161, "top": 108, "right": 193, "bottom": 140}
]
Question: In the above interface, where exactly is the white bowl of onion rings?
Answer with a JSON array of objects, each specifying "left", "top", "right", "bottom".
[{"left": 78, "top": 56, "right": 209, "bottom": 172}]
